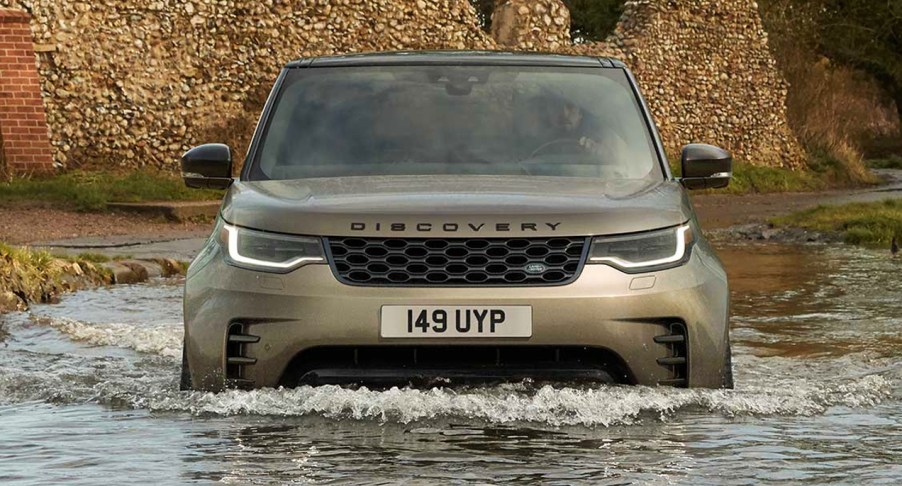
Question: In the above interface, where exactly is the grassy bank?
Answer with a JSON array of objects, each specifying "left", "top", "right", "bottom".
[
  {"left": 0, "top": 243, "right": 191, "bottom": 312},
  {"left": 0, "top": 171, "right": 223, "bottom": 211},
  {"left": 0, "top": 243, "right": 112, "bottom": 311},
  {"left": 714, "top": 161, "right": 836, "bottom": 194},
  {"left": 771, "top": 199, "right": 902, "bottom": 247}
]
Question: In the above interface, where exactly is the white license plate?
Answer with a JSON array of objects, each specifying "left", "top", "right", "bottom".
[{"left": 381, "top": 306, "right": 532, "bottom": 338}]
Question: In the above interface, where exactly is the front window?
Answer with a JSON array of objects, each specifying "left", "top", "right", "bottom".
[{"left": 249, "top": 65, "right": 663, "bottom": 183}]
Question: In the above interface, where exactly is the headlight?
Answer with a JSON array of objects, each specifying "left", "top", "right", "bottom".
[
  {"left": 220, "top": 223, "right": 325, "bottom": 273},
  {"left": 588, "top": 224, "right": 694, "bottom": 273}
]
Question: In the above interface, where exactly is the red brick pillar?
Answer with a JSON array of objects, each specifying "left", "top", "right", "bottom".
[{"left": 0, "top": 8, "right": 54, "bottom": 174}]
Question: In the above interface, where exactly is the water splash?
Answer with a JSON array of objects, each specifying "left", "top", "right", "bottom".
[
  {"left": 144, "top": 373, "right": 892, "bottom": 426},
  {"left": 0, "top": 349, "right": 893, "bottom": 427},
  {"left": 33, "top": 316, "right": 182, "bottom": 358},
  {"left": 0, "top": 312, "right": 888, "bottom": 427}
]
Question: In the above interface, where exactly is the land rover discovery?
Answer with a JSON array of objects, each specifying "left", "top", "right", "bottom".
[{"left": 180, "top": 51, "right": 733, "bottom": 391}]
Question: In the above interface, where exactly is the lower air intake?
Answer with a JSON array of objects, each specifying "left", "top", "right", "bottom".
[
  {"left": 225, "top": 323, "right": 259, "bottom": 389},
  {"left": 279, "top": 346, "right": 633, "bottom": 387},
  {"left": 655, "top": 322, "right": 689, "bottom": 387}
]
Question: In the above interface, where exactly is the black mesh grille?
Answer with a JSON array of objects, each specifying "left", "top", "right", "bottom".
[{"left": 327, "top": 236, "right": 588, "bottom": 286}]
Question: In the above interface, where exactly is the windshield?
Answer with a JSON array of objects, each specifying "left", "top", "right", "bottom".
[{"left": 248, "top": 65, "right": 663, "bottom": 182}]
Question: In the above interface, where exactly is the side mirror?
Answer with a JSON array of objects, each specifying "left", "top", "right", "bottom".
[
  {"left": 679, "top": 144, "right": 732, "bottom": 190},
  {"left": 181, "top": 144, "right": 233, "bottom": 189}
]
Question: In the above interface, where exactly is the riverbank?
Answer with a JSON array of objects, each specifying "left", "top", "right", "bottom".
[
  {"left": 0, "top": 243, "right": 185, "bottom": 313},
  {"left": 0, "top": 243, "right": 109, "bottom": 313},
  {"left": 691, "top": 168, "right": 902, "bottom": 230},
  {"left": 702, "top": 168, "right": 902, "bottom": 247},
  {"left": 771, "top": 199, "right": 902, "bottom": 247}
]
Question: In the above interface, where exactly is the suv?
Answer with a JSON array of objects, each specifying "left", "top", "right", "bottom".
[{"left": 180, "top": 51, "right": 733, "bottom": 392}]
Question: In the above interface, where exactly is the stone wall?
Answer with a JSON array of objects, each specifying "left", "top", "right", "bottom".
[
  {"left": 610, "top": 0, "right": 804, "bottom": 167},
  {"left": 495, "top": 0, "right": 804, "bottom": 168},
  {"left": 0, "top": 0, "right": 804, "bottom": 173},
  {"left": 491, "top": 0, "right": 571, "bottom": 51},
  {"left": 0, "top": 0, "right": 495, "bottom": 171}
]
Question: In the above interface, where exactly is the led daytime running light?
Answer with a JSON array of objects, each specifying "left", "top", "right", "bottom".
[
  {"left": 589, "top": 225, "right": 691, "bottom": 269},
  {"left": 224, "top": 223, "right": 325, "bottom": 269}
]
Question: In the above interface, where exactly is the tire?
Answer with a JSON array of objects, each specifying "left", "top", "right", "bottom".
[
  {"left": 723, "top": 342, "right": 734, "bottom": 389},
  {"left": 179, "top": 343, "right": 192, "bottom": 391}
]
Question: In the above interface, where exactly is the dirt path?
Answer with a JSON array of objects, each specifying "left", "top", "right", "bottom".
[
  {"left": 692, "top": 168, "right": 902, "bottom": 229},
  {"left": 0, "top": 196, "right": 814, "bottom": 244},
  {"left": 0, "top": 206, "right": 210, "bottom": 246}
]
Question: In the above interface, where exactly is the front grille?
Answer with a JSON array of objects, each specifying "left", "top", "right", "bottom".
[{"left": 327, "top": 236, "right": 589, "bottom": 286}]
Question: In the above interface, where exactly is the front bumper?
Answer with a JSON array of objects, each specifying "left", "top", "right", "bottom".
[{"left": 184, "top": 244, "right": 730, "bottom": 391}]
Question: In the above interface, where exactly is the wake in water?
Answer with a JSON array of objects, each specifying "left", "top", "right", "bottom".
[
  {"left": 34, "top": 316, "right": 182, "bottom": 358},
  {"left": 0, "top": 314, "right": 894, "bottom": 427}
]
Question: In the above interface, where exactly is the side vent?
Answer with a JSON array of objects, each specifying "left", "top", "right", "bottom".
[
  {"left": 226, "top": 323, "right": 260, "bottom": 389},
  {"left": 654, "top": 322, "right": 688, "bottom": 387}
]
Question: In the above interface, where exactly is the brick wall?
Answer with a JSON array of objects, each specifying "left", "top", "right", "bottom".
[{"left": 0, "top": 8, "right": 53, "bottom": 174}]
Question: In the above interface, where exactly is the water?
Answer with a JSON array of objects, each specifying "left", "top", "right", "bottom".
[{"left": 1, "top": 243, "right": 900, "bottom": 484}]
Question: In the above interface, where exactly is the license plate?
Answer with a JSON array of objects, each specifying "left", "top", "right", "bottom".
[{"left": 380, "top": 306, "right": 532, "bottom": 338}]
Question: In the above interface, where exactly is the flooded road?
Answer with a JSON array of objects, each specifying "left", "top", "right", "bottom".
[{"left": 1, "top": 242, "right": 900, "bottom": 484}]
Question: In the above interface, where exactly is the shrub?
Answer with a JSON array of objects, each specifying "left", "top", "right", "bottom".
[{"left": 759, "top": 0, "right": 901, "bottom": 170}]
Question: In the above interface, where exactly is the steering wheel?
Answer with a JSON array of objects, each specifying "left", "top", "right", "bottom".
[{"left": 527, "top": 138, "right": 584, "bottom": 160}]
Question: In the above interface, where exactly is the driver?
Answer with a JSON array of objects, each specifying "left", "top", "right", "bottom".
[{"left": 529, "top": 95, "right": 606, "bottom": 156}]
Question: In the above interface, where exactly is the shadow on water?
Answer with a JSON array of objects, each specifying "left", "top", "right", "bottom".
[{"left": 1, "top": 242, "right": 901, "bottom": 484}]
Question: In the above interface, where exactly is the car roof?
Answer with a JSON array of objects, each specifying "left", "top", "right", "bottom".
[{"left": 286, "top": 50, "right": 624, "bottom": 68}]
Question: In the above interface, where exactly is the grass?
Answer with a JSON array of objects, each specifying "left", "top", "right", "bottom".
[
  {"left": 0, "top": 170, "right": 224, "bottom": 211},
  {"left": 715, "top": 162, "right": 827, "bottom": 194},
  {"left": 771, "top": 199, "right": 902, "bottom": 247},
  {"left": 71, "top": 252, "right": 111, "bottom": 264}
]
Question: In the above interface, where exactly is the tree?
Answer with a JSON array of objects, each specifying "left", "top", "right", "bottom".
[
  {"left": 470, "top": 0, "right": 495, "bottom": 31},
  {"left": 564, "top": 0, "right": 625, "bottom": 43},
  {"left": 818, "top": 0, "right": 902, "bottom": 121}
]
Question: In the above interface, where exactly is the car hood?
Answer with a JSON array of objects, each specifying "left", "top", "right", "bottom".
[{"left": 221, "top": 175, "right": 691, "bottom": 237}]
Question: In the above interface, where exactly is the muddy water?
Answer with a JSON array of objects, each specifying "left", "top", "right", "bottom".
[{"left": 1, "top": 243, "right": 901, "bottom": 484}]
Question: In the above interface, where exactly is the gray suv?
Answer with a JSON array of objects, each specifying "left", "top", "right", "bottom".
[{"left": 180, "top": 51, "right": 733, "bottom": 392}]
